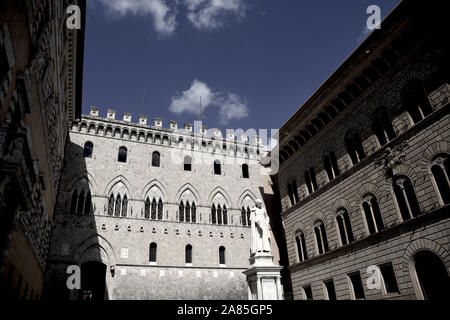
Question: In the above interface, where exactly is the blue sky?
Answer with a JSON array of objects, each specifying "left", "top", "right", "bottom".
[{"left": 82, "top": 0, "right": 400, "bottom": 132}]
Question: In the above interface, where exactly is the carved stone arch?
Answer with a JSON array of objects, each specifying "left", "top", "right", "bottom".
[
  {"left": 207, "top": 187, "right": 232, "bottom": 207},
  {"left": 393, "top": 70, "right": 427, "bottom": 108},
  {"left": 237, "top": 189, "right": 258, "bottom": 209},
  {"left": 175, "top": 183, "right": 201, "bottom": 204},
  {"left": 79, "top": 121, "right": 88, "bottom": 132},
  {"left": 88, "top": 122, "right": 96, "bottom": 134},
  {"left": 96, "top": 124, "right": 105, "bottom": 135},
  {"left": 390, "top": 163, "right": 420, "bottom": 186},
  {"left": 291, "top": 221, "right": 308, "bottom": 237},
  {"left": 331, "top": 198, "right": 353, "bottom": 215},
  {"left": 73, "top": 234, "right": 117, "bottom": 266},
  {"left": 113, "top": 126, "right": 122, "bottom": 137},
  {"left": 357, "top": 182, "right": 382, "bottom": 201},
  {"left": 310, "top": 210, "right": 330, "bottom": 227},
  {"left": 420, "top": 140, "right": 450, "bottom": 176},
  {"left": 104, "top": 175, "right": 132, "bottom": 197},
  {"left": 401, "top": 238, "right": 450, "bottom": 277},
  {"left": 140, "top": 179, "right": 168, "bottom": 202}
]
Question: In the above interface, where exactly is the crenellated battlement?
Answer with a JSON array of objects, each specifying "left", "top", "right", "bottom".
[{"left": 70, "top": 107, "right": 264, "bottom": 159}]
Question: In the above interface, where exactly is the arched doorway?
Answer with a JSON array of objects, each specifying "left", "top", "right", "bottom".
[
  {"left": 80, "top": 261, "right": 106, "bottom": 300},
  {"left": 413, "top": 250, "right": 450, "bottom": 300}
]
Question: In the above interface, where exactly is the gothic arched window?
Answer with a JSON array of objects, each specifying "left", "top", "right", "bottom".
[
  {"left": 185, "top": 245, "right": 193, "bottom": 264},
  {"left": 393, "top": 175, "right": 421, "bottom": 221},
  {"left": 121, "top": 195, "right": 128, "bottom": 217},
  {"left": 149, "top": 243, "right": 157, "bottom": 263},
  {"left": 186, "top": 202, "right": 191, "bottom": 223},
  {"left": 287, "top": 180, "right": 300, "bottom": 206},
  {"left": 305, "top": 167, "right": 318, "bottom": 194},
  {"left": 144, "top": 198, "right": 150, "bottom": 219},
  {"left": 70, "top": 190, "right": 78, "bottom": 214},
  {"left": 211, "top": 204, "right": 216, "bottom": 224},
  {"left": 118, "top": 147, "right": 127, "bottom": 163},
  {"left": 295, "top": 232, "right": 308, "bottom": 262},
  {"left": 324, "top": 152, "right": 340, "bottom": 181},
  {"left": 214, "top": 160, "right": 221, "bottom": 175},
  {"left": 191, "top": 202, "right": 196, "bottom": 223},
  {"left": 108, "top": 194, "right": 114, "bottom": 216},
  {"left": 430, "top": 154, "right": 450, "bottom": 205},
  {"left": 362, "top": 194, "right": 384, "bottom": 235},
  {"left": 83, "top": 141, "right": 93, "bottom": 158},
  {"left": 314, "top": 220, "right": 329, "bottom": 255},
  {"left": 223, "top": 206, "right": 228, "bottom": 225},
  {"left": 152, "top": 151, "right": 161, "bottom": 167},
  {"left": 241, "top": 207, "right": 247, "bottom": 226},
  {"left": 217, "top": 205, "right": 222, "bottom": 225},
  {"left": 115, "top": 194, "right": 122, "bottom": 217},
  {"left": 151, "top": 198, "right": 157, "bottom": 220},
  {"left": 403, "top": 81, "right": 433, "bottom": 124},
  {"left": 179, "top": 201, "right": 185, "bottom": 222},
  {"left": 336, "top": 208, "right": 354, "bottom": 246},
  {"left": 84, "top": 192, "right": 92, "bottom": 215},
  {"left": 77, "top": 190, "right": 85, "bottom": 214},
  {"left": 242, "top": 164, "right": 249, "bottom": 179},
  {"left": 345, "top": 130, "right": 365, "bottom": 165},
  {"left": 372, "top": 108, "right": 396, "bottom": 147},
  {"left": 158, "top": 199, "right": 163, "bottom": 220},
  {"left": 219, "top": 246, "right": 226, "bottom": 265}
]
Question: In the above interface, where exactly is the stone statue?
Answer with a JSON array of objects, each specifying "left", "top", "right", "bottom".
[{"left": 250, "top": 199, "right": 271, "bottom": 255}]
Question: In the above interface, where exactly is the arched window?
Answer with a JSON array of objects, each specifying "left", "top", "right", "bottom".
[
  {"left": 184, "top": 156, "right": 192, "bottom": 171},
  {"left": 295, "top": 232, "right": 308, "bottom": 262},
  {"left": 241, "top": 207, "right": 247, "bottom": 226},
  {"left": 185, "top": 245, "right": 192, "bottom": 264},
  {"left": 314, "top": 220, "right": 329, "bottom": 255},
  {"left": 70, "top": 190, "right": 78, "bottom": 214},
  {"left": 152, "top": 151, "right": 161, "bottom": 167},
  {"left": 179, "top": 201, "right": 185, "bottom": 222},
  {"left": 158, "top": 199, "right": 163, "bottom": 220},
  {"left": 191, "top": 202, "right": 196, "bottom": 223},
  {"left": 336, "top": 209, "right": 354, "bottom": 246},
  {"left": 77, "top": 190, "right": 85, "bottom": 214},
  {"left": 242, "top": 164, "right": 249, "bottom": 179},
  {"left": 223, "top": 205, "right": 228, "bottom": 225},
  {"left": 247, "top": 207, "right": 251, "bottom": 227},
  {"left": 430, "top": 154, "right": 450, "bottom": 205},
  {"left": 108, "top": 194, "right": 114, "bottom": 216},
  {"left": 211, "top": 204, "right": 217, "bottom": 224},
  {"left": 144, "top": 198, "right": 150, "bottom": 219},
  {"left": 151, "top": 198, "right": 157, "bottom": 220},
  {"left": 403, "top": 81, "right": 433, "bottom": 124},
  {"left": 217, "top": 205, "right": 222, "bottom": 225},
  {"left": 83, "top": 142, "right": 93, "bottom": 158},
  {"left": 186, "top": 202, "right": 191, "bottom": 223},
  {"left": 121, "top": 195, "right": 128, "bottom": 217},
  {"left": 118, "top": 147, "right": 127, "bottom": 163},
  {"left": 84, "top": 192, "right": 92, "bottom": 215},
  {"left": 149, "top": 243, "right": 157, "bottom": 263},
  {"left": 372, "top": 109, "right": 396, "bottom": 147},
  {"left": 324, "top": 152, "right": 340, "bottom": 181},
  {"left": 362, "top": 194, "right": 384, "bottom": 235},
  {"left": 219, "top": 246, "right": 226, "bottom": 265},
  {"left": 115, "top": 194, "right": 122, "bottom": 217},
  {"left": 345, "top": 130, "right": 365, "bottom": 165},
  {"left": 214, "top": 160, "right": 221, "bottom": 175},
  {"left": 305, "top": 167, "right": 318, "bottom": 194},
  {"left": 287, "top": 180, "right": 300, "bottom": 206},
  {"left": 393, "top": 175, "right": 421, "bottom": 221}
]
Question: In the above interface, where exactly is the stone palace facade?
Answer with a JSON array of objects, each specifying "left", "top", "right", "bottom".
[{"left": 43, "top": 108, "right": 268, "bottom": 300}]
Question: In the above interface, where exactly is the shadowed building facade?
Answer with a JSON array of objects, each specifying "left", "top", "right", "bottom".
[
  {"left": 274, "top": 1, "right": 450, "bottom": 300},
  {"left": 0, "top": 0, "right": 85, "bottom": 299}
]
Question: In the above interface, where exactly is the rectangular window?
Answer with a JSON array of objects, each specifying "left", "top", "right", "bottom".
[
  {"left": 348, "top": 272, "right": 365, "bottom": 300},
  {"left": 379, "top": 263, "right": 400, "bottom": 294},
  {"left": 303, "top": 285, "right": 313, "bottom": 300},
  {"left": 323, "top": 279, "right": 337, "bottom": 300}
]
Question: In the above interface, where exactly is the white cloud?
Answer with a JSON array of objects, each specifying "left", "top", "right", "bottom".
[
  {"left": 169, "top": 80, "right": 249, "bottom": 124},
  {"left": 184, "top": 0, "right": 247, "bottom": 30},
  {"left": 218, "top": 93, "right": 248, "bottom": 125},
  {"left": 97, "top": 0, "right": 177, "bottom": 36}
]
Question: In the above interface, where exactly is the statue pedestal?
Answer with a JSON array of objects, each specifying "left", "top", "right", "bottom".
[{"left": 243, "top": 253, "right": 283, "bottom": 300}]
